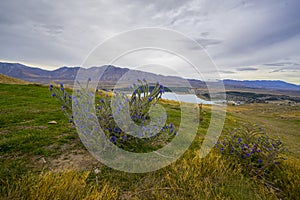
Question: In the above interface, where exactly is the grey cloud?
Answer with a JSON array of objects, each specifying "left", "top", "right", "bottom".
[
  {"left": 219, "top": 70, "right": 236, "bottom": 74},
  {"left": 0, "top": 0, "right": 299, "bottom": 84},
  {"left": 263, "top": 61, "right": 300, "bottom": 67},
  {"left": 207, "top": 0, "right": 300, "bottom": 67},
  {"left": 263, "top": 60, "right": 300, "bottom": 73},
  {"left": 195, "top": 38, "right": 223, "bottom": 48},
  {"left": 264, "top": 63, "right": 288, "bottom": 67},
  {"left": 33, "top": 24, "right": 64, "bottom": 36},
  {"left": 0, "top": 1, "right": 56, "bottom": 26},
  {"left": 200, "top": 32, "right": 210, "bottom": 37},
  {"left": 236, "top": 67, "right": 258, "bottom": 71},
  {"left": 270, "top": 66, "right": 300, "bottom": 73}
]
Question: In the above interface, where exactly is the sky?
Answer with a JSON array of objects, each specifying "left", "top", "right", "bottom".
[{"left": 0, "top": 0, "right": 300, "bottom": 84}]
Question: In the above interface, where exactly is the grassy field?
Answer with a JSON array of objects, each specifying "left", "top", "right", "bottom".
[
  {"left": 0, "top": 83, "right": 299, "bottom": 199},
  {"left": 226, "top": 104, "right": 300, "bottom": 159}
]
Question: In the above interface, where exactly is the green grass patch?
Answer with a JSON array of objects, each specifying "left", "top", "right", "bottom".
[{"left": 0, "top": 83, "right": 299, "bottom": 199}]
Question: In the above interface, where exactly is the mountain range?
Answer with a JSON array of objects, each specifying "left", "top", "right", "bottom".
[{"left": 0, "top": 62, "right": 299, "bottom": 93}]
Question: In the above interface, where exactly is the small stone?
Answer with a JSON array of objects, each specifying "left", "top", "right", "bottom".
[
  {"left": 94, "top": 168, "right": 100, "bottom": 174},
  {"left": 41, "top": 157, "right": 47, "bottom": 164},
  {"left": 48, "top": 121, "right": 57, "bottom": 124}
]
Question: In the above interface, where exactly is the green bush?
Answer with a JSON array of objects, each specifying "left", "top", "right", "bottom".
[
  {"left": 215, "top": 123, "right": 287, "bottom": 192},
  {"left": 50, "top": 79, "right": 177, "bottom": 152}
]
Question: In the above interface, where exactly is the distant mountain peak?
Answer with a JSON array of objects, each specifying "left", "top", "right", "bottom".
[
  {"left": 222, "top": 79, "right": 300, "bottom": 91},
  {"left": 0, "top": 62, "right": 299, "bottom": 92}
]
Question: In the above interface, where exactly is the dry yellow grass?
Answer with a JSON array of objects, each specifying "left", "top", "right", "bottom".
[
  {"left": 1, "top": 151, "right": 282, "bottom": 200},
  {"left": 1, "top": 170, "right": 119, "bottom": 200},
  {"left": 0, "top": 74, "right": 30, "bottom": 84}
]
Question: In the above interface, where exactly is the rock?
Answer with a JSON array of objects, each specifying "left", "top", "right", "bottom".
[
  {"left": 94, "top": 168, "right": 100, "bottom": 174},
  {"left": 48, "top": 120, "right": 57, "bottom": 124},
  {"left": 41, "top": 157, "right": 47, "bottom": 164}
]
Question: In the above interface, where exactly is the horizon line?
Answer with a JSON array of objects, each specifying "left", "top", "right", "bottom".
[{"left": 1, "top": 60, "right": 299, "bottom": 85}]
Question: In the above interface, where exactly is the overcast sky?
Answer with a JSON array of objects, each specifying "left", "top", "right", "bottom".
[{"left": 0, "top": 0, "right": 300, "bottom": 84}]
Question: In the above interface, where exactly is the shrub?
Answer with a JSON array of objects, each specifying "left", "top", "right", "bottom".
[
  {"left": 50, "top": 79, "right": 177, "bottom": 152},
  {"left": 215, "top": 123, "right": 287, "bottom": 182}
]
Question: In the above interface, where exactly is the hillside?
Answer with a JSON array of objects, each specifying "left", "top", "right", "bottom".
[
  {"left": 0, "top": 62, "right": 79, "bottom": 85},
  {"left": 0, "top": 62, "right": 189, "bottom": 87},
  {"left": 0, "top": 83, "right": 299, "bottom": 199},
  {"left": 223, "top": 79, "right": 300, "bottom": 91},
  {"left": 1, "top": 62, "right": 299, "bottom": 93},
  {"left": 0, "top": 73, "right": 29, "bottom": 84}
]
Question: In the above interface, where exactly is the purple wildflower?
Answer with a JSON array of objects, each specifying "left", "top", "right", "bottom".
[{"left": 110, "top": 136, "right": 117, "bottom": 143}]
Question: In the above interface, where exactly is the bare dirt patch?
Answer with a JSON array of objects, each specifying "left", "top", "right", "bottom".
[
  {"left": 47, "top": 150, "right": 102, "bottom": 171},
  {"left": 0, "top": 129, "right": 10, "bottom": 135}
]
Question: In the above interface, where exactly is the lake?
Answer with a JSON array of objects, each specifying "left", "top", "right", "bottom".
[{"left": 161, "top": 92, "right": 214, "bottom": 104}]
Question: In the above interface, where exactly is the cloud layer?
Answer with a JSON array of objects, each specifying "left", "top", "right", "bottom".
[{"left": 0, "top": 0, "right": 299, "bottom": 84}]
